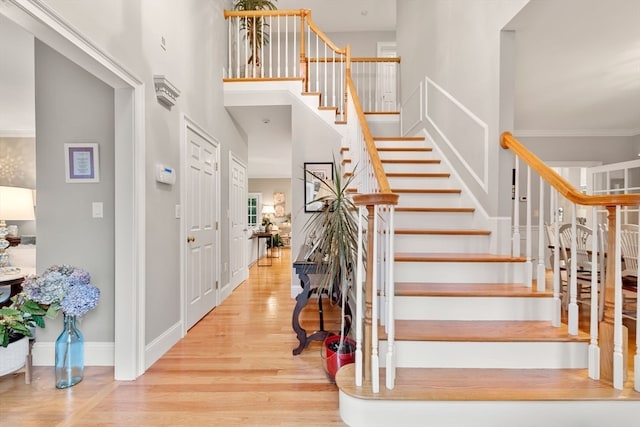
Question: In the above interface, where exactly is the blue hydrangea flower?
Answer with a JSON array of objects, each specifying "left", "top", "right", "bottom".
[
  {"left": 60, "top": 284, "right": 100, "bottom": 317},
  {"left": 22, "top": 271, "right": 69, "bottom": 305}
]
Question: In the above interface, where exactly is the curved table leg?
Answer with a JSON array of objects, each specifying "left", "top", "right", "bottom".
[{"left": 292, "top": 272, "right": 312, "bottom": 355}]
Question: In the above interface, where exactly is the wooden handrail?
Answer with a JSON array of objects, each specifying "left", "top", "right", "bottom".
[
  {"left": 501, "top": 131, "right": 640, "bottom": 207},
  {"left": 310, "top": 57, "right": 401, "bottom": 63},
  {"left": 223, "top": 9, "right": 306, "bottom": 19},
  {"left": 346, "top": 70, "right": 394, "bottom": 196},
  {"left": 304, "top": 12, "right": 347, "bottom": 56}
]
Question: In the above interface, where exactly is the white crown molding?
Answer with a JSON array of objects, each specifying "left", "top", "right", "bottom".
[
  {"left": 0, "top": 129, "right": 35, "bottom": 138},
  {"left": 513, "top": 129, "right": 640, "bottom": 138},
  {"left": 153, "top": 75, "right": 180, "bottom": 107}
]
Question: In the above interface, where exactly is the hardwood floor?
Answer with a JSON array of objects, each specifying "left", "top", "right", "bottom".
[{"left": 0, "top": 248, "right": 347, "bottom": 426}]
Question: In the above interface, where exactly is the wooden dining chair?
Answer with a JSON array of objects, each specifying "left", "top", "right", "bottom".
[{"left": 558, "top": 223, "right": 595, "bottom": 310}]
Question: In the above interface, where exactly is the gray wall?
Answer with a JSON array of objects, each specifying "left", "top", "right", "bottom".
[
  {"left": 38, "top": 0, "right": 247, "bottom": 349},
  {"left": 396, "top": 0, "right": 530, "bottom": 217},
  {"left": 35, "top": 40, "right": 115, "bottom": 342}
]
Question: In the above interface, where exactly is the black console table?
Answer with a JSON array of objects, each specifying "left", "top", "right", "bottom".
[{"left": 291, "top": 245, "right": 351, "bottom": 355}]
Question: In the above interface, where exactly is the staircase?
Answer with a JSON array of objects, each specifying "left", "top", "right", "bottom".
[{"left": 335, "top": 121, "right": 640, "bottom": 426}]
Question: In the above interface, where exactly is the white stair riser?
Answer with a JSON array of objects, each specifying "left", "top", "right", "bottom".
[
  {"left": 378, "top": 151, "right": 435, "bottom": 161},
  {"left": 366, "top": 121, "right": 400, "bottom": 137},
  {"left": 394, "top": 212, "right": 476, "bottom": 228},
  {"left": 388, "top": 176, "right": 452, "bottom": 188},
  {"left": 395, "top": 262, "right": 525, "bottom": 283},
  {"left": 393, "top": 296, "right": 554, "bottom": 321},
  {"left": 394, "top": 193, "right": 463, "bottom": 208},
  {"left": 338, "top": 395, "right": 640, "bottom": 427},
  {"left": 382, "top": 162, "right": 446, "bottom": 174},
  {"left": 395, "top": 234, "right": 490, "bottom": 252},
  {"left": 379, "top": 341, "right": 588, "bottom": 369}
]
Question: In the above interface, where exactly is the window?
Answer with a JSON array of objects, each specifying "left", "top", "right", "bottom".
[{"left": 248, "top": 193, "right": 261, "bottom": 227}]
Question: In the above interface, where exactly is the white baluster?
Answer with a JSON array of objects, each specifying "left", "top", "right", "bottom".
[
  {"left": 568, "top": 204, "right": 578, "bottom": 335},
  {"left": 371, "top": 207, "right": 379, "bottom": 394},
  {"left": 552, "top": 190, "right": 561, "bottom": 327},
  {"left": 525, "top": 165, "right": 532, "bottom": 287},
  {"left": 537, "top": 176, "right": 546, "bottom": 292},
  {"left": 386, "top": 205, "right": 396, "bottom": 390},
  {"left": 355, "top": 206, "right": 364, "bottom": 387},
  {"left": 512, "top": 161, "right": 520, "bottom": 257}
]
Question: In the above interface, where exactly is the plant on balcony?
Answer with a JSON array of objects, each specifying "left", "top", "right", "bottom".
[
  {"left": 303, "top": 159, "right": 359, "bottom": 380},
  {"left": 232, "top": 0, "right": 278, "bottom": 75}
]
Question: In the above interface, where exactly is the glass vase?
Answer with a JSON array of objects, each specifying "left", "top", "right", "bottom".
[{"left": 55, "top": 314, "right": 84, "bottom": 389}]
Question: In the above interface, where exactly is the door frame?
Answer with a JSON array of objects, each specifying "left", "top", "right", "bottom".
[
  {"left": 180, "top": 114, "right": 221, "bottom": 335},
  {"left": 227, "top": 152, "right": 248, "bottom": 297},
  {"left": 1, "top": 0, "right": 145, "bottom": 380}
]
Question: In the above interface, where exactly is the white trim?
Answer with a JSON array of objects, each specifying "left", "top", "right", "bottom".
[
  {"left": 400, "top": 80, "right": 422, "bottom": 136},
  {"left": 32, "top": 341, "right": 115, "bottom": 366},
  {"left": 514, "top": 129, "right": 640, "bottom": 138},
  {"left": 144, "top": 321, "right": 183, "bottom": 371},
  {"left": 0, "top": 129, "right": 35, "bottom": 138},
  {"left": 424, "top": 77, "right": 489, "bottom": 193},
  {"left": 180, "top": 114, "right": 222, "bottom": 336},
  {"left": 2, "top": 0, "right": 145, "bottom": 380}
]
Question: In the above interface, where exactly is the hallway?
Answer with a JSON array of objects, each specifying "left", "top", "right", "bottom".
[{"left": 1, "top": 248, "right": 346, "bottom": 426}]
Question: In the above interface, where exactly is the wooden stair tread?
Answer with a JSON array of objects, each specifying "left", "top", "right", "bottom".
[
  {"left": 396, "top": 207, "right": 475, "bottom": 213},
  {"left": 377, "top": 147, "right": 432, "bottom": 152},
  {"left": 387, "top": 172, "right": 449, "bottom": 178},
  {"left": 395, "top": 228, "right": 490, "bottom": 236},
  {"left": 382, "top": 159, "right": 440, "bottom": 164},
  {"left": 374, "top": 136, "right": 425, "bottom": 141},
  {"left": 336, "top": 365, "right": 640, "bottom": 401},
  {"left": 385, "top": 320, "right": 589, "bottom": 342},
  {"left": 395, "top": 282, "right": 552, "bottom": 297},
  {"left": 395, "top": 252, "right": 526, "bottom": 262},
  {"left": 392, "top": 188, "right": 461, "bottom": 194}
]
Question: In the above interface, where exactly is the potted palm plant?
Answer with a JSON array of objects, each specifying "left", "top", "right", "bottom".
[
  {"left": 303, "top": 160, "right": 359, "bottom": 381},
  {"left": 232, "top": 0, "right": 278, "bottom": 77}
]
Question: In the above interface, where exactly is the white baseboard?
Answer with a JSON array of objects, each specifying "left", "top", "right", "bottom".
[
  {"left": 32, "top": 341, "right": 114, "bottom": 366},
  {"left": 144, "top": 320, "right": 183, "bottom": 370}
]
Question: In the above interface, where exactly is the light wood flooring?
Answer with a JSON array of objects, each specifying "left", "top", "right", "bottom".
[{"left": 0, "top": 248, "right": 347, "bottom": 426}]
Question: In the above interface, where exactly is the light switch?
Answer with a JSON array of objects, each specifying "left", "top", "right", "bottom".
[{"left": 92, "top": 202, "right": 103, "bottom": 218}]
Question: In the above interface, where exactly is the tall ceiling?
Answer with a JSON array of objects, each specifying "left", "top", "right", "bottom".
[{"left": 241, "top": 0, "right": 639, "bottom": 178}]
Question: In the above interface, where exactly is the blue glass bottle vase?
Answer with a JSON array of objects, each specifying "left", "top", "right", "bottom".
[{"left": 55, "top": 314, "right": 84, "bottom": 389}]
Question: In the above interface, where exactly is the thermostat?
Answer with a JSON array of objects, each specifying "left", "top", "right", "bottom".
[{"left": 155, "top": 164, "right": 176, "bottom": 185}]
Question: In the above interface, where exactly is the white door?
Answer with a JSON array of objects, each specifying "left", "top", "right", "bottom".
[
  {"left": 229, "top": 153, "right": 248, "bottom": 290},
  {"left": 377, "top": 41, "right": 397, "bottom": 111},
  {"left": 184, "top": 123, "right": 219, "bottom": 330}
]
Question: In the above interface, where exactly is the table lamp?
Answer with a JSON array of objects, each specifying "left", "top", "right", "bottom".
[{"left": 0, "top": 186, "right": 35, "bottom": 268}]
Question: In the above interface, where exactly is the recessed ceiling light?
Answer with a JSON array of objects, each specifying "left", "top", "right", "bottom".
[
  {"left": 361, "top": 10, "right": 368, "bottom": 16},
  {"left": 262, "top": 118, "right": 270, "bottom": 124}
]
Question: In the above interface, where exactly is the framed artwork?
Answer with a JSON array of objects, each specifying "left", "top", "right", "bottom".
[
  {"left": 64, "top": 143, "right": 99, "bottom": 183},
  {"left": 273, "top": 191, "right": 286, "bottom": 217},
  {"left": 304, "top": 162, "right": 333, "bottom": 213}
]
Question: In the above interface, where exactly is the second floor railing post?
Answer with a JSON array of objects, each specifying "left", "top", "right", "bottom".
[{"left": 299, "top": 10, "right": 308, "bottom": 91}]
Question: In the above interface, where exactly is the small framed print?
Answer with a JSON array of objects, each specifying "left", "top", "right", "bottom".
[{"left": 65, "top": 143, "right": 99, "bottom": 183}]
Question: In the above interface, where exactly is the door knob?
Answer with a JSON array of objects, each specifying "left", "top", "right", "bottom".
[{"left": 187, "top": 236, "right": 195, "bottom": 243}]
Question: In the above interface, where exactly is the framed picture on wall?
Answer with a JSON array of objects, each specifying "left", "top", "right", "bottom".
[
  {"left": 64, "top": 143, "right": 100, "bottom": 183},
  {"left": 304, "top": 162, "right": 333, "bottom": 212}
]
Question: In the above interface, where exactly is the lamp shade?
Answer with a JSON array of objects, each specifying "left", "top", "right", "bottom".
[
  {"left": 261, "top": 205, "right": 275, "bottom": 215},
  {"left": 0, "top": 186, "right": 35, "bottom": 221}
]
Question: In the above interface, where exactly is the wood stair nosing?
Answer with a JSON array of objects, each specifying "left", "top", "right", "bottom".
[
  {"left": 395, "top": 229, "right": 491, "bottom": 236},
  {"left": 386, "top": 172, "right": 450, "bottom": 178},
  {"left": 395, "top": 207, "right": 475, "bottom": 213},
  {"left": 392, "top": 188, "right": 461, "bottom": 194},
  {"left": 377, "top": 147, "right": 433, "bottom": 152},
  {"left": 382, "top": 159, "right": 440, "bottom": 164},
  {"left": 336, "top": 365, "right": 640, "bottom": 401},
  {"left": 394, "top": 253, "right": 526, "bottom": 263},
  {"left": 373, "top": 136, "right": 426, "bottom": 142},
  {"left": 382, "top": 320, "right": 590, "bottom": 343},
  {"left": 394, "top": 282, "right": 553, "bottom": 298}
]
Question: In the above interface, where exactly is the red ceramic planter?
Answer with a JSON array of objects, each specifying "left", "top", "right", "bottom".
[{"left": 322, "top": 334, "right": 356, "bottom": 381}]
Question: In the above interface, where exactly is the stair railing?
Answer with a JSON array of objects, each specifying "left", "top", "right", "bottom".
[
  {"left": 225, "top": 7, "right": 401, "bottom": 393},
  {"left": 501, "top": 131, "right": 640, "bottom": 391},
  {"left": 224, "top": 9, "right": 400, "bottom": 120}
]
